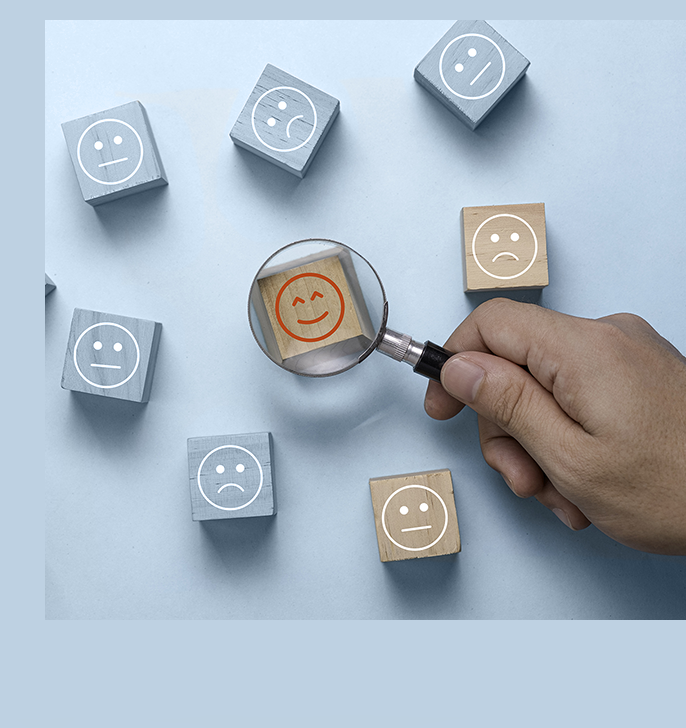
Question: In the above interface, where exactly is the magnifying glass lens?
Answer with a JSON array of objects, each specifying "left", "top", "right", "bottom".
[{"left": 248, "top": 239, "right": 387, "bottom": 377}]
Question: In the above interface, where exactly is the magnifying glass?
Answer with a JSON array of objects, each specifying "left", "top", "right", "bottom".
[{"left": 248, "top": 238, "right": 454, "bottom": 380}]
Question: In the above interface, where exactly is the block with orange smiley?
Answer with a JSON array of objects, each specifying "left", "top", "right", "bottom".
[{"left": 257, "top": 254, "right": 368, "bottom": 361}]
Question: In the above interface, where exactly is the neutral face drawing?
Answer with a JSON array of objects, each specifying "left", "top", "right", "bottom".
[
  {"left": 251, "top": 86, "right": 317, "bottom": 153},
  {"left": 196, "top": 445, "right": 264, "bottom": 511},
  {"left": 472, "top": 213, "right": 539, "bottom": 280},
  {"left": 381, "top": 484, "right": 449, "bottom": 552},
  {"left": 439, "top": 33, "right": 506, "bottom": 100},
  {"left": 73, "top": 322, "right": 141, "bottom": 389},
  {"left": 274, "top": 272, "right": 345, "bottom": 343},
  {"left": 76, "top": 118, "right": 144, "bottom": 185}
]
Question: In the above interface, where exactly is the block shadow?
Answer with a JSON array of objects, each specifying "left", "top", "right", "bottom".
[
  {"left": 199, "top": 515, "right": 278, "bottom": 572},
  {"left": 92, "top": 184, "right": 170, "bottom": 245},
  {"left": 67, "top": 390, "right": 149, "bottom": 450},
  {"left": 382, "top": 553, "right": 461, "bottom": 615}
]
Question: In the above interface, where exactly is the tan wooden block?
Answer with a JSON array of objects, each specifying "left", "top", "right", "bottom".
[
  {"left": 257, "top": 255, "right": 366, "bottom": 362},
  {"left": 369, "top": 469, "right": 461, "bottom": 563},
  {"left": 461, "top": 202, "right": 548, "bottom": 292}
]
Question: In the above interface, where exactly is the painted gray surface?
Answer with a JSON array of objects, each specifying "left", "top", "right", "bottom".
[
  {"left": 46, "top": 20, "right": 686, "bottom": 619},
  {"left": 188, "top": 432, "right": 276, "bottom": 521},
  {"left": 45, "top": 273, "right": 56, "bottom": 296},
  {"left": 61, "top": 308, "right": 162, "bottom": 402},
  {"left": 415, "top": 20, "right": 530, "bottom": 130},
  {"left": 61, "top": 101, "right": 168, "bottom": 205},
  {"left": 230, "top": 64, "right": 340, "bottom": 177}
]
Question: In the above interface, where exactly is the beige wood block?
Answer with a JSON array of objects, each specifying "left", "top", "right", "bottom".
[
  {"left": 461, "top": 202, "right": 548, "bottom": 292},
  {"left": 369, "top": 469, "right": 461, "bottom": 563},
  {"left": 257, "top": 255, "right": 365, "bottom": 361}
]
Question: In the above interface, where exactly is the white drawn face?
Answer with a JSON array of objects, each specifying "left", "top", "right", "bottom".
[
  {"left": 439, "top": 33, "right": 506, "bottom": 100},
  {"left": 76, "top": 119, "right": 144, "bottom": 185},
  {"left": 196, "top": 445, "right": 264, "bottom": 511},
  {"left": 73, "top": 322, "right": 140, "bottom": 389},
  {"left": 381, "top": 485, "right": 449, "bottom": 552},
  {"left": 472, "top": 213, "right": 539, "bottom": 280},
  {"left": 251, "top": 86, "right": 317, "bottom": 153}
]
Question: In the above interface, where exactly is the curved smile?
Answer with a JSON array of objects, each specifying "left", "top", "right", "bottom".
[
  {"left": 217, "top": 483, "right": 245, "bottom": 493},
  {"left": 492, "top": 251, "right": 520, "bottom": 262},
  {"left": 297, "top": 311, "right": 329, "bottom": 325}
]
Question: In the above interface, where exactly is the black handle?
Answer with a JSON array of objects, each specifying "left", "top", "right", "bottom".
[{"left": 412, "top": 341, "right": 454, "bottom": 381}]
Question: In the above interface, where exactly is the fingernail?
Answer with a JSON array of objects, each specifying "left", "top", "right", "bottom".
[
  {"left": 552, "top": 508, "right": 573, "bottom": 529},
  {"left": 442, "top": 356, "right": 485, "bottom": 403}
]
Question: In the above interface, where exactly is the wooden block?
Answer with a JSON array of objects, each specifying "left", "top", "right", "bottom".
[
  {"left": 256, "top": 251, "right": 373, "bottom": 363},
  {"left": 369, "top": 469, "right": 461, "bottom": 563},
  {"left": 45, "top": 274, "right": 56, "bottom": 296},
  {"left": 61, "top": 308, "right": 162, "bottom": 403},
  {"left": 414, "top": 20, "right": 530, "bottom": 130},
  {"left": 187, "top": 432, "right": 276, "bottom": 521},
  {"left": 230, "top": 64, "right": 340, "bottom": 178},
  {"left": 61, "top": 101, "right": 168, "bottom": 206},
  {"left": 461, "top": 202, "right": 548, "bottom": 292}
]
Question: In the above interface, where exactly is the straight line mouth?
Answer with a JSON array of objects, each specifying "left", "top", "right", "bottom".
[
  {"left": 297, "top": 311, "right": 329, "bottom": 325},
  {"left": 90, "top": 363, "right": 121, "bottom": 369},
  {"left": 470, "top": 62, "right": 492, "bottom": 85},
  {"left": 99, "top": 157, "right": 129, "bottom": 168},
  {"left": 401, "top": 525, "right": 432, "bottom": 532}
]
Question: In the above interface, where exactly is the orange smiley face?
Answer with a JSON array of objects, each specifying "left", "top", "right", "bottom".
[{"left": 275, "top": 272, "right": 345, "bottom": 342}]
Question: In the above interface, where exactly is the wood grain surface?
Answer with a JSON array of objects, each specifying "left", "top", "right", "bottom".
[
  {"left": 61, "top": 308, "right": 162, "bottom": 402},
  {"left": 187, "top": 432, "right": 276, "bottom": 521},
  {"left": 414, "top": 20, "right": 529, "bottom": 130},
  {"left": 461, "top": 202, "right": 548, "bottom": 291},
  {"left": 61, "top": 100, "right": 168, "bottom": 205},
  {"left": 369, "top": 469, "right": 460, "bottom": 563},
  {"left": 230, "top": 63, "right": 340, "bottom": 177}
]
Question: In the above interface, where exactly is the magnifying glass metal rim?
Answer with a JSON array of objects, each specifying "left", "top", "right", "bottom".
[{"left": 247, "top": 237, "right": 389, "bottom": 378}]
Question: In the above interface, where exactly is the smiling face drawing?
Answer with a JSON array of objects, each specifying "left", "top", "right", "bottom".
[
  {"left": 381, "top": 485, "right": 449, "bottom": 552},
  {"left": 73, "top": 322, "right": 140, "bottom": 389},
  {"left": 472, "top": 213, "right": 539, "bottom": 280},
  {"left": 251, "top": 86, "right": 317, "bottom": 153},
  {"left": 275, "top": 272, "right": 345, "bottom": 343},
  {"left": 196, "top": 445, "right": 264, "bottom": 511},
  {"left": 76, "top": 118, "right": 144, "bottom": 185},
  {"left": 439, "top": 33, "right": 506, "bottom": 100}
]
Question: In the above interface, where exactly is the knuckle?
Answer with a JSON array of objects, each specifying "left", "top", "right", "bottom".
[{"left": 492, "top": 377, "right": 535, "bottom": 432}]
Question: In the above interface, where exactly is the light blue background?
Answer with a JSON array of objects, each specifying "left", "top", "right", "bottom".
[{"left": 46, "top": 20, "right": 686, "bottom": 619}]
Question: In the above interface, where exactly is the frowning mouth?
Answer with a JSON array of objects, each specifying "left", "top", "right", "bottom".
[
  {"left": 492, "top": 252, "right": 519, "bottom": 262},
  {"left": 217, "top": 483, "right": 245, "bottom": 493},
  {"left": 297, "top": 311, "right": 329, "bottom": 325}
]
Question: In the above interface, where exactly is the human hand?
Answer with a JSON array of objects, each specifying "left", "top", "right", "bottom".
[{"left": 424, "top": 299, "right": 686, "bottom": 555}]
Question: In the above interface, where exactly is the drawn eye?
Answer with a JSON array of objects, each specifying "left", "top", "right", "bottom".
[
  {"left": 311, "top": 291, "right": 323, "bottom": 301},
  {"left": 292, "top": 296, "right": 305, "bottom": 306}
]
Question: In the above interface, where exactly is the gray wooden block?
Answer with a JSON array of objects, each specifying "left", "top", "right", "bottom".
[
  {"left": 187, "top": 432, "right": 276, "bottom": 521},
  {"left": 61, "top": 308, "right": 162, "bottom": 403},
  {"left": 45, "top": 274, "right": 56, "bottom": 296},
  {"left": 230, "top": 64, "right": 340, "bottom": 178},
  {"left": 414, "top": 20, "right": 530, "bottom": 130},
  {"left": 61, "top": 101, "right": 168, "bottom": 206}
]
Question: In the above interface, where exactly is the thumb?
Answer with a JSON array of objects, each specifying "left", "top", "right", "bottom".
[{"left": 440, "top": 352, "right": 586, "bottom": 461}]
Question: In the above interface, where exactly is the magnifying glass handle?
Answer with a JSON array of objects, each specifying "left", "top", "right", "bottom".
[{"left": 377, "top": 328, "right": 454, "bottom": 382}]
